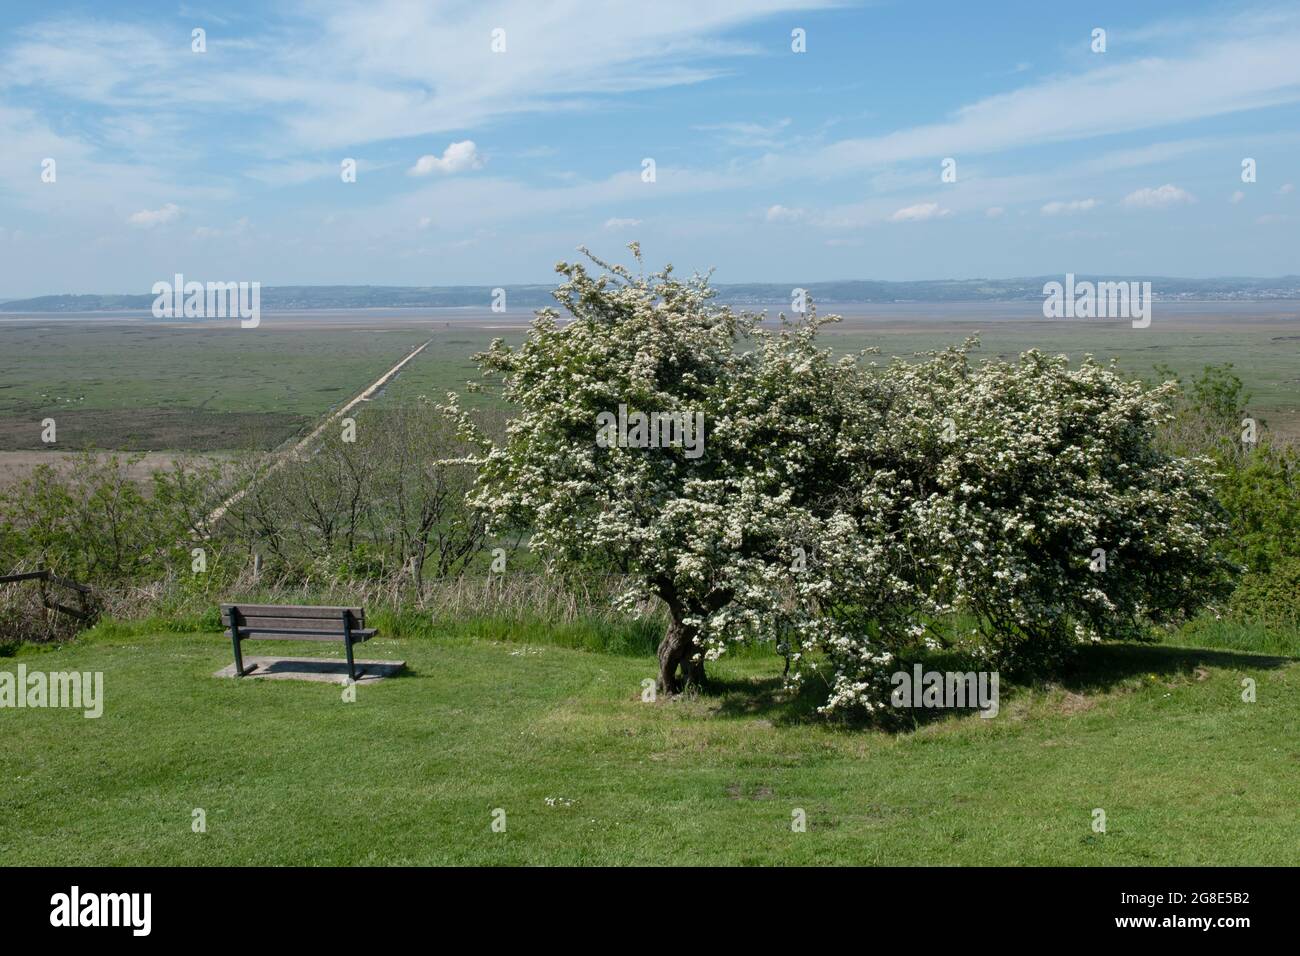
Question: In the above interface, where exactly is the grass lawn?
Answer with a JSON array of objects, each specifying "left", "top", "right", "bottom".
[{"left": 1, "top": 625, "right": 1297, "bottom": 865}]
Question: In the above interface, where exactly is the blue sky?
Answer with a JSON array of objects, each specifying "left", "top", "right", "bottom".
[{"left": 1, "top": 0, "right": 1298, "bottom": 297}]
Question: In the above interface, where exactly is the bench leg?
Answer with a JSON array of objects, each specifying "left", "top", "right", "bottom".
[
  {"left": 231, "top": 631, "right": 255, "bottom": 676},
  {"left": 345, "top": 634, "right": 362, "bottom": 682}
]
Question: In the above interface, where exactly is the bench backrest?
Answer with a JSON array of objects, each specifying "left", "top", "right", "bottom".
[{"left": 221, "top": 604, "right": 365, "bottom": 635}]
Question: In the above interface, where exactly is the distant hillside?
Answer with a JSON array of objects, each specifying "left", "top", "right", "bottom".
[
  {"left": 4, "top": 276, "right": 1300, "bottom": 312},
  {"left": 0, "top": 285, "right": 560, "bottom": 313},
  {"left": 2, "top": 294, "right": 159, "bottom": 312}
]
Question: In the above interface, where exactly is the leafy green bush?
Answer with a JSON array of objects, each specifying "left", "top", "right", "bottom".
[
  {"left": 1214, "top": 444, "right": 1300, "bottom": 574},
  {"left": 0, "top": 453, "right": 226, "bottom": 586},
  {"left": 1149, "top": 361, "right": 1299, "bottom": 634},
  {"left": 1229, "top": 556, "right": 1300, "bottom": 625}
]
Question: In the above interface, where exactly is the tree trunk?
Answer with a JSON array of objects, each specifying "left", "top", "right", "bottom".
[{"left": 657, "top": 616, "right": 704, "bottom": 695}]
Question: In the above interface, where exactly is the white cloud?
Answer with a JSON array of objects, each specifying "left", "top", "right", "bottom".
[
  {"left": 1122, "top": 184, "right": 1195, "bottom": 208},
  {"left": 1040, "top": 198, "right": 1099, "bottom": 216},
  {"left": 985, "top": 206, "right": 1005, "bottom": 218},
  {"left": 1280, "top": 182, "right": 1295, "bottom": 194},
  {"left": 890, "top": 202, "right": 949, "bottom": 222},
  {"left": 128, "top": 202, "right": 181, "bottom": 227},
  {"left": 1231, "top": 190, "right": 1246, "bottom": 203},
  {"left": 410, "top": 141, "right": 483, "bottom": 176},
  {"left": 1256, "top": 213, "right": 1290, "bottom": 224},
  {"left": 695, "top": 118, "right": 792, "bottom": 148},
  {"left": 192, "top": 217, "right": 249, "bottom": 239},
  {"left": 603, "top": 217, "right": 642, "bottom": 229},
  {"left": 764, "top": 204, "right": 804, "bottom": 222}
]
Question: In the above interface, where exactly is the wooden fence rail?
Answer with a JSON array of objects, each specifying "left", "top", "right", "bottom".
[{"left": 0, "top": 569, "right": 98, "bottom": 622}]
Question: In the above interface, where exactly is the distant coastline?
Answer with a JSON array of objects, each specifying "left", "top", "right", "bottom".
[{"left": 4, "top": 276, "right": 1300, "bottom": 313}]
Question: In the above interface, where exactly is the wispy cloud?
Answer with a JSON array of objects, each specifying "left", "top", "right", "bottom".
[
  {"left": 890, "top": 202, "right": 949, "bottom": 223},
  {"left": 128, "top": 202, "right": 181, "bottom": 227},
  {"left": 1041, "top": 198, "right": 1100, "bottom": 216},
  {"left": 1, "top": 1, "right": 833, "bottom": 152},
  {"left": 695, "top": 118, "right": 792, "bottom": 148},
  {"left": 764, "top": 23, "right": 1300, "bottom": 180},
  {"left": 193, "top": 217, "right": 250, "bottom": 239},
  {"left": 245, "top": 160, "right": 346, "bottom": 187},
  {"left": 764, "top": 204, "right": 804, "bottom": 222},
  {"left": 1122, "top": 184, "right": 1196, "bottom": 209}
]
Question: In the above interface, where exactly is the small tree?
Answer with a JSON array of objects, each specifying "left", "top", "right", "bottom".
[{"left": 444, "top": 246, "right": 892, "bottom": 692}]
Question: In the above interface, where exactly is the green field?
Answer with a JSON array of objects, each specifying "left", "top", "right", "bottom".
[
  {"left": 0, "top": 322, "right": 432, "bottom": 451},
  {"left": 1, "top": 624, "right": 1295, "bottom": 865},
  {"left": 3, "top": 308, "right": 1298, "bottom": 459}
]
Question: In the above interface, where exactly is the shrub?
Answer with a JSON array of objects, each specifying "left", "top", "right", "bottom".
[
  {"left": 802, "top": 346, "right": 1237, "bottom": 711},
  {"left": 0, "top": 453, "right": 225, "bottom": 586},
  {"left": 1229, "top": 556, "right": 1300, "bottom": 625}
]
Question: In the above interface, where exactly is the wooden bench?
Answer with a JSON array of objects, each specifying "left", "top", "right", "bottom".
[{"left": 220, "top": 603, "right": 377, "bottom": 682}]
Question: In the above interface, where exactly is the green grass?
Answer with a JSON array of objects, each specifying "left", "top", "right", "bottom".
[
  {"left": 1162, "top": 616, "right": 1300, "bottom": 656},
  {"left": 1, "top": 623, "right": 1296, "bottom": 865}
]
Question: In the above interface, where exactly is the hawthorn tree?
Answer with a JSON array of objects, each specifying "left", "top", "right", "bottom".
[
  {"left": 806, "top": 345, "right": 1238, "bottom": 712},
  {"left": 446, "top": 246, "right": 1234, "bottom": 712},
  {"left": 444, "top": 245, "right": 888, "bottom": 692}
]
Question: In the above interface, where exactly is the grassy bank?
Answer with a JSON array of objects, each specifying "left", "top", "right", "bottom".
[{"left": 1, "top": 621, "right": 1295, "bottom": 865}]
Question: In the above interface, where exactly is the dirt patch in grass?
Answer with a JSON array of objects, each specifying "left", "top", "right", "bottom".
[
  {"left": 1056, "top": 691, "right": 1096, "bottom": 716},
  {"left": 726, "top": 783, "right": 775, "bottom": 801}
]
